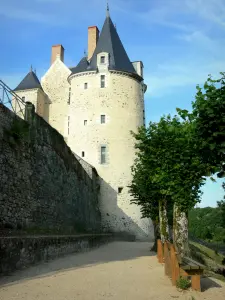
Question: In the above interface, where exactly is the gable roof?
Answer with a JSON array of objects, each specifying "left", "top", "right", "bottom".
[
  {"left": 88, "top": 15, "right": 136, "bottom": 74},
  {"left": 14, "top": 71, "right": 43, "bottom": 91}
]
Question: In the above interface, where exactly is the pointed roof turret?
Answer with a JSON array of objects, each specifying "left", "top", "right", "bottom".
[
  {"left": 88, "top": 12, "right": 136, "bottom": 74},
  {"left": 14, "top": 68, "right": 43, "bottom": 91}
]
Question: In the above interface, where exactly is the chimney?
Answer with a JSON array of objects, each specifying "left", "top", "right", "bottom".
[
  {"left": 51, "top": 44, "right": 64, "bottom": 65},
  {"left": 88, "top": 26, "right": 99, "bottom": 60}
]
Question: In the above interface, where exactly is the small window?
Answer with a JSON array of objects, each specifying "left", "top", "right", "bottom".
[
  {"left": 84, "top": 83, "right": 88, "bottom": 89},
  {"left": 100, "top": 146, "right": 106, "bottom": 164},
  {"left": 118, "top": 187, "right": 123, "bottom": 194},
  {"left": 100, "top": 75, "right": 105, "bottom": 88},
  {"left": 100, "top": 56, "right": 105, "bottom": 64},
  {"left": 68, "top": 87, "right": 71, "bottom": 104},
  {"left": 68, "top": 116, "right": 70, "bottom": 135},
  {"left": 21, "top": 96, "right": 25, "bottom": 102},
  {"left": 84, "top": 120, "right": 87, "bottom": 126},
  {"left": 101, "top": 115, "right": 106, "bottom": 124},
  {"left": 82, "top": 151, "right": 85, "bottom": 157}
]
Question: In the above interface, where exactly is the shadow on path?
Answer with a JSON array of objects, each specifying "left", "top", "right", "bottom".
[
  {"left": 0, "top": 241, "right": 154, "bottom": 287},
  {"left": 201, "top": 277, "right": 222, "bottom": 291}
]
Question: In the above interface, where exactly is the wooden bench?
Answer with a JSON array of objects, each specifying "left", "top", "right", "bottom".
[{"left": 157, "top": 239, "right": 204, "bottom": 292}]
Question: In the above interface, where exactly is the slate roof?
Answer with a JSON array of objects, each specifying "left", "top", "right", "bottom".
[
  {"left": 14, "top": 71, "right": 43, "bottom": 91},
  {"left": 70, "top": 14, "right": 137, "bottom": 76},
  {"left": 88, "top": 15, "right": 136, "bottom": 74},
  {"left": 70, "top": 57, "right": 89, "bottom": 74}
]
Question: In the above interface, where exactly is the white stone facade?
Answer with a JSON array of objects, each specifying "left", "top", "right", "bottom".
[
  {"left": 66, "top": 67, "right": 153, "bottom": 240},
  {"left": 41, "top": 56, "right": 71, "bottom": 137},
  {"left": 12, "top": 88, "right": 48, "bottom": 122},
  {"left": 13, "top": 16, "right": 154, "bottom": 241}
]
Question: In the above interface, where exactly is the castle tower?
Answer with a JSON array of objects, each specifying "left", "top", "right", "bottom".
[
  {"left": 68, "top": 10, "right": 153, "bottom": 240},
  {"left": 13, "top": 67, "right": 49, "bottom": 121}
]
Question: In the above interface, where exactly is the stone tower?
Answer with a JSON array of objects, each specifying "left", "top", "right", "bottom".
[
  {"left": 13, "top": 8, "right": 153, "bottom": 241},
  {"left": 67, "top": 10, "right": 152, "bottom": 240},
  {"left": 13, "top": 67, "right": 49, "bottom": 121}
]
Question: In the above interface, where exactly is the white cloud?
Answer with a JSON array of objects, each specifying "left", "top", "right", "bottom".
[
  {"left": 185, "top": 0, "right": 225, "bottom": 27},
  {"left": 0, "top": 0, "right": 104, "bottom": 26},
  {"left": 144, "top": 58, "right": 225, "bottom": 98}
]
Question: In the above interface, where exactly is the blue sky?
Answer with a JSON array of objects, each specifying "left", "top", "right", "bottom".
[{"left": 0, "top": 0, "right": 224, "bottom": 207}]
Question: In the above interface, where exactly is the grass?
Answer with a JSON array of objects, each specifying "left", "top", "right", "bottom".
[
  {"left": 190, "top": 241, "right": 225, "bottom": 265},
  {"left": 189, "top": 241, "right": 225, "bottom": 282}
]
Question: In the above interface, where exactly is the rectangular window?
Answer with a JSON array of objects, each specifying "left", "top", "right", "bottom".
[
  {"left": 68, "top": 116, "right": 70, "bottom": 135},
  {"left": 101, "top": 115, "right": 106, "bottom": 124},
  {"left": 100, "top": 56, "right": 105, "bottom": 64},
  {"left": 118, "top": 187, "right": 123, "bottom": 194},
  {"left": 68, "top": 87, "right": 71, "bottom": 104},
  {"left": 84, "top": 83, "right": 88, "bottom": 89},
  {"left": 100, "top": 146, "right": 106, "bottom": 164},
  {"left": 22, "top": 96, "right": 25, "bottom": 102},
  {"left": 84, "top": 120, "right": 87, "bottom": 126},
  {"left": 100, "top": 75, "right": 105, "bottom": 88},
  {"left": 82, "top": 151, "right": 85, "bottom": 157}
]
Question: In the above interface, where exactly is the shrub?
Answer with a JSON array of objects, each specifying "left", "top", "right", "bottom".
[{"left": 176, "top": 276, "right": 191, "bottom": 290}]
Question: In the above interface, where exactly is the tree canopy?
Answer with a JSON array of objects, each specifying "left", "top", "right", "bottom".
[
  {"left": 129, "top": 72, "right": 225, "bottom": 253},
  {"left": 177, "top": 72, "right": 225, "bottom": 178}
]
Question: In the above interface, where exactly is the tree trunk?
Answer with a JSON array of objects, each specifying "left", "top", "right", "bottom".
[
  {"left": 150, "top": 221, "right": 160, "bottom": 252},
  {"left": 173, "top": 202, "right": 190, "bottom": 259},
  {"left": 159, "top": 200, "right": 169, "bottom": 243}
]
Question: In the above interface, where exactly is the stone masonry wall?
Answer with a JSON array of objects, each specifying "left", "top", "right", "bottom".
[
  {"left": 0, "top": 103, "right": 101, "bottom": 233},
  {"left": 68, "top": 70, "right": 153, "bottom": 241},
  {"left": 0, "top": 234, "right": 112, "bottom": 276}
]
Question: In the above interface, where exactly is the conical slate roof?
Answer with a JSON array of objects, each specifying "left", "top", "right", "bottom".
[
  {"left": 14, "top": 70, "right": 43, "bottom": 91},
  {"left": 70, "top": 13, "right": 137, "bottom": 76},
  {"left": 88, "top": 15, "right": 136, "bottom": 74}
]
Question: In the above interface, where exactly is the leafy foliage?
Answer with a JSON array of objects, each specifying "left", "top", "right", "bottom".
[
  {"left": 189, "top": 193, "right": 225, "bottom": 243},
  {"left": 217, "top": 182, "right": 225, "bottom": 227},
  {"left": 129, "top": 115, "right": 208, "bottom": 255},
  {"left": 177, "top": 72, "right": 225, "bottom": 178},
  {"left": 130, "top": 115, "right": 206, "bottom": 214},
  {"left": 129, "top": 72, "right": 225, "bottom": 255},
  {"left": 176, "top": 276, "right": 191, "bottom": 290}
]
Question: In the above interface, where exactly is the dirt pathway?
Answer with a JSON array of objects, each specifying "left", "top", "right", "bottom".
[{"left": 0, "top": 241, "right": 225, "bottom": 300}]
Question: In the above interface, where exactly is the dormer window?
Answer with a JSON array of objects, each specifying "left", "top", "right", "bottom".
[{"left": 100, "top": 56, "right": 105, "bottom": 64}]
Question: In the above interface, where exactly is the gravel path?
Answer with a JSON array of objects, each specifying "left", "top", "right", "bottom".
[{"left": 0, "top": 241, "right": 225, "bottom": 300}]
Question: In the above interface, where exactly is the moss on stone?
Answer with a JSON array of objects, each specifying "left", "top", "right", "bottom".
[
  {"left": 4, "top": 117, "right": 29, "bottom": 145},
  {"left": 159, "top": 200, "right": 169, "bottom": 242}
]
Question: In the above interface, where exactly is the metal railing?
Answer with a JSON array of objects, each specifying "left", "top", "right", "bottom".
[{"left": 0, "top": 79, "right": 26, "bottom": 118}]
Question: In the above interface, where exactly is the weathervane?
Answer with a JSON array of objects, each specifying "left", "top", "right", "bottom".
[{"left": 106, "top": 1, "right": 110, "bottom": 17}]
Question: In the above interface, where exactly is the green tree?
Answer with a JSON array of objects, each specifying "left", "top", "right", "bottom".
[
  {"left": 130, "top": 115, "right": 206, "bottom": 257},
  {"left": 129, "top": 161, "right": 160, "bottom": 251},
  {"left": 177, "top": 72, "right": 225, "bottom": 178},
  {"left": 217, "top": 182, "right": 225, "bottom": 228}
]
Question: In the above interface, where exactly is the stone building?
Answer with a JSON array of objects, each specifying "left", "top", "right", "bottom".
[{"left": 13, "top": 7, "right": 153, "bottom": 240}]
